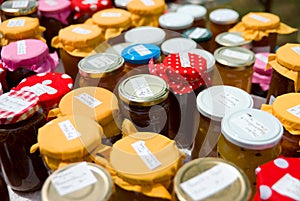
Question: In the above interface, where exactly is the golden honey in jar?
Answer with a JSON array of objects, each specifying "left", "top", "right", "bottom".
[
  {"left": 173, "top": 157, "right": 252, "bottom": 201},
  {"left": 218, "top": 108, "right": 283, "bottom": 195},
  {"left": 118, "top": 74, "right": 169, "bottom": 137},
  {"left": 266, "top": 43, "right": 300, "bottom": 104},
  {"left": 192, "top": 85, "right": 254, "bottom": 159},
  {"left": 214, "top": 46, "right": 255, "bottom": 93},
  {"left": 176, "top": 4, "right": 207, "bottom": 28},
  {"left": 0, "top": 0, "right": 38, "bottom": 21},
  {"left": 215, "top": 32, "right": 252, "bottom": 50},
  {"left": 42, "top": 162, "right": 114, "bottom": 201},
  {"left": 159, "top": 12, "right": 194, "bottom": 34}
]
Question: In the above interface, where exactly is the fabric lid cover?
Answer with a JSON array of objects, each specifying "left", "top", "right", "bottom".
[
  {"left": 127, "top": 0, "right": 166, "bottom": 15},
  {"left": 38, "top": 0, "right": 71, "bottom": 25},
  {"left": 92, "top": 8, "right": 131, "bottom": 28}
]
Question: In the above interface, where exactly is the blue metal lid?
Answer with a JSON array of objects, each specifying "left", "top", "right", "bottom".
[{"left": 121, "top": 43, "right": 161, "bottom": 65}]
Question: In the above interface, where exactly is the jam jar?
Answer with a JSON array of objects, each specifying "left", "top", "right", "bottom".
[
  {"left": 161, "top": 37, "right": 197, "bottom": 57},
  {"left": 110, "top": 132, "right": 184, "bottom": 201},
  {"left": 1, "top": 39, "right": 59, "bottom": 90},
  {"left": 118, "top": 74, "right": 169, "bottom": 137},
  {"left": 266, "top": 43, "right": 300, "bottom": 104},
  {"left": 192, "top": 85, "right": 254, "bottom": 158},
  {"left": 42, "top": 162, "right": 114, "bottom": 201},
  {"left": 215, "top": 32, "right": 252, "bottom": 50},
  {"left": 214, "top": 46, "right": 255, "bottom": 93},
  {"left": 51, "top": 24, "right": 104, "bottom": 81},
  {"left": 78, "top": 52, "right": 126, "bottom": 93},
  {"left": 0, "top": 0, "right": 38, "bottom": 21},
  {"left": 176, "top": 4, "right": 207, "bottom": 28},
  {"left": 159, "top": 12, "right": 194, "bottom": 34},
  {"left": 38, "top": 0, "right": 72, "bottom": 53},
  {"left": 173, "top": 157, "right": 252, "bottom": 201},
  {"left": 218, "top": 108, "right": 283, "bottom": 195},
  {"left": 182, "top": 27, "right": 212, "bottom": 52},
  {"left": 0, "top": 90, "right": 49, "bottom": 192},
  {"left": 0, "top": 174, "right": 9, "bottom": 201}
]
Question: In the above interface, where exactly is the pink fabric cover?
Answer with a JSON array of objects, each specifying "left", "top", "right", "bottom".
[
  {"left": 38, "top": 0, "right": 71, "bottom": 25},
  {"left": 252, "top": 52, "right": 272, "bottom": 91}
]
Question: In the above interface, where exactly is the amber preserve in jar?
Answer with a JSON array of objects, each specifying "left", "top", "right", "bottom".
[
  {"left": 218, "top": 108, "right": 283, "bottom": 195},
  {"left": 118, "top": 74, "right": 170, "bottom": 137},
  {"left": 173, "top": 157, "right": 252, "bottom": 201}
]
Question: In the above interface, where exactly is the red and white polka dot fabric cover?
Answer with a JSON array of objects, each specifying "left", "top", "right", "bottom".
[
  {"left": 149, "top": 52, "right": 212, "bottom": 95},
  {"left": 254, "top": 157, "right": 300, "bottom": 201},
  {"left": 13, "top": 72, "right": 73, "bottom": 113}
]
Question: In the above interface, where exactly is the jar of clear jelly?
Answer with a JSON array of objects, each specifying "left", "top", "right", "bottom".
[
  {"left": 0, "top": 0, "right": 38, "bottom": 21},
  {"left": 218, "top": 108, "right": 283, "bottom": 196},
  {"left": 176, "top": 4, "right": 207, "bottom": 28},
  {"left": 118, "top": 74, "right": 169, "bottom": 137},
  {"left": 0, "top": 90, "right": 49, "bottom": 192},
  {"left": 159, "top": 12, "right": 194, "bottom": 34}
]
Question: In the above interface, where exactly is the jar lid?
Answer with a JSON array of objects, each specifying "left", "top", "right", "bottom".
[
  {"left": 124, "top": 26, "right": 166, "bottom": 45},
  {"left": 186, "top": 49, "right": 215, "bottom": 73},
  {"left": 1, "top": 0, "right": 38, "bottom": 16},
  {"left": 159, "top": 12, "right": 194, "bottom": 31},
  {"left": 42, "top": 162, "right": 113, "bottom": 201},
  {"left": 127, "top": 0, "right": 166, "bottom": 15},
  {"left": 91, "top": 8, "right": 131, "bottom": 28},
  {"left": 176, "top": 4, "right": 207, "bottom": 20},
  {"left": 182, "top": 27, "right": 212, "bottom": 43},
  {"left": 241, "top": 12, "right": 280, "bottom": 30},
  {"left": 254, "top": 52, "right": 272, "bottom": 75},
  {"left": 209, "top": 8, "right": 239, "bottom": 25},
  {"left": 215, "top": 32, "right": 251, "bottom": 47},
  {"left": 275, "top": 43, "right": 300, "bottom": 71},
  {"left": 118, "top": 74, "right": 169, "bottom": 106},
  {"left": 161, "top": 37, "right": 197, "bottom": 55},
  {"left": 78, "top": 53, "right": 124, "bottom": 78},
  {"left": 121, "top": 43, "right": 161, "bottom": 65},
  {"left": 174, "top": 157, "right": 251, "bottom": 201},
  {"left": 70, "top": 0, "right": 112, "bottom": 13},
  {"left": 0, "top": 90, "right": 40, "bottom": 124},
  {"left": 196, "top": 85, "right": 253, "bottom": 121},
  {"left": 38, "top": 0, "right": 71, "bottom": 13},
  {"left": 214, "top": 46, "right": 255, "bottom": 69},
  {"left": 105, "top": 42, "right": 133, "bottom": 56},
  {"left": 13, "top": 72, "right": 73, "bottom": 109},
  {"left": 221, "top": 108, "right": 283, "bottom": 150}
]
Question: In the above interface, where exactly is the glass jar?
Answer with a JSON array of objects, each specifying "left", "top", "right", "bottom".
[
  {"left": 118, "top": 74, "right": 169, "bottom": 137},
  {"left": 0, "top": 173, "right": 9, "bottom": 201},
  {"left": 0, "top": 0, "right": 38, "bottom": 21},
  {"left": 105, "top": 42, "right": 133, "bottom": 56},
  {"left": 218, "top": 108, "right": 283, "bottom": 195},
  {"left": 0, "top": 90, "right": 49, "bottom": 192},
  {"left": 215, "top": 32, "right": 252, "bottom": 50},
  {"left": 159, "top": 12, "right": 194, "bottom": 34},
  {"left": 192, "top": 85, "right": 254, "bottom": 158},
  {"left": 161, "top": 37, "right": 197, "bottom": 56},
  {"left": 42, "top": 162, "right": 114, "bottom": 201},
  {"left": 173, "top": 157, "right": 252, "bottom": 201},
  {"left": 176, "top": 4, "right": 207, "bottom": 28},
  {"left": 214, "top": 46, "right": 255, "bottom": 93},
  {"left": 266, "top": 43, "right": 300, "bottom": 104},
  {"left": 182, "top": 27, "right": 212, "bottom": 52}
]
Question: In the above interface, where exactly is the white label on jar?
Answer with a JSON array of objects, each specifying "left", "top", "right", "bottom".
[
  {"left": 12, "top": 1, "right": 29, "bottom": 8},
  {"left": 213, "top": 92, "right": 240, "bottom": 109},
  {"left": 51, "top": 162, "right": 97, "bottom": 196},
  {"left": 179, "top": 52, "right": 191, "bottom": 67},
  {"left": 130, "top": 77, "right": 153, "bottom": 97},
  {"left": 272, "top": 173, "right": 300, "bottom": 201},
  {"left": 17, "top": 40, "right": 26, "bottom": 55},
  {"left": 255, "top": 53, "right": 268, "bottom": 64},
  {"left": 249, "top": 14, "right": 270, "bottom": 23},
  {"left": 22, "top": 83, "right": 57, "bottom": 96},
  {"left": 132, "top": 45, "right": 152, "bottom": 56},
  {"left": 233, "top": 113, "right": 269, "bottom": 138},
  {"left": 131, "top": 140, "right": 161, "bottom": 170},
  {"left": 188, "top": 28, "right": 207, "bottom": 39},
  {"left": 180, "top": 164, "right": 238, "bottom": 200},
  {"left": 291, "top": 46, "right": 300, "bottom": 55},
  {"left": 141, "top": 0, "right": 154, "bottom": 6},
  {"left": 45, "top": 0, "right": 58, "bottom": 6},
  {"left": 58, "top": 120, "right": 81, "bottom": 141},
  {"left": 222, "top": 33, "right": 245, "bottom": 43},
  {"left": 287, "top": 104, "right": 300, "bottom": 118},
  {"left": 7, "top": 19, "right": 25, "bottom": 27},
  {"left": 222, "top": 49, "right": 250, "bottom": 61},
  {"left": 0, "top": 94, "right": 32, "bottom": 115},
  {"left": 101, "top": 12, "right": 122, "bottom": 17},
  {"left": 87, "top": 56, "right": 114, "bottom": 69},
  {"left": 75, "top": 93, "right": 102, "bottom": 108},
  {"left": 72, "top": 27, "right": 91, "bottom": 35}
]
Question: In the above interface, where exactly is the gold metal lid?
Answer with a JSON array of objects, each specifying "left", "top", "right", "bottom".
[
  {"left": 1, "top": 0, "right": 38, "bottom": 16},
  {"left": 215, "top": 32, "right": 252, "bottom": 47},
  {"left": 174, "top": 157, "right": 252, "bottom": 201}
]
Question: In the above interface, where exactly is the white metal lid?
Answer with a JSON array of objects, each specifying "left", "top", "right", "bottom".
[
  {"left": 185, "top": 48, "right": 215, "bottom": 73},
  {"left": 161, "top": 37, "right": 197, "bottom": 55},
  {"left": 159, "top": 12, "right": 194, "bottom": 30},
  {"left": 176, "top": 4, "right": 207, "bottom": 20},
  {"left": 209, "top": 8, "right": 239, "bottom": 25},
  {"left": 196, "top": 85, "right": 253, "bottom": 121},
  {"left": 124, "top": 26, "right": 166, "bottom": 45},
  {"left": 221, "top": 108, "right": 283, "bottom": 150}
]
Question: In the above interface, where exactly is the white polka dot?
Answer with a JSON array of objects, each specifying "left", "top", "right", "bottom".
[
  {"left": 75, "top": 6, "right": 80, "bottom": 12},
  {"left": 259, "top": 185, "right": 272, "bottom": 200},
  {"left": 61, "top": 74, "right": 71, "bottom": 79},
  {"left": 274, "top": 158, "right": 289, "bottom": 169},
  {"left": 189, "top": 86, "right": 192, "bottom": 88},
  {"left": 47, "top": 88, "right": 58, "bottom": 95},
  {"left": 68, "top": 83, "right": 73, "bottom": 89},
  {"left": 184, "top": 70, "right": 187, "bottom": 73},
  {"left": 20, "top": 78, "right": 27, "bottom": 83},
  {"left": 90, "top": 5, "right": 98, "bottom": 11},
  {"left": 101, "top": 0, "right": 108, "bottom": 5},
  {"left": 192, "top": 71, "right": 195, "bottom": 74},
  {"left": 159, "top": 73, "right": 162, "bottom": 76},
  {"left": 42, "top": 80, "right": 52, "bottom": 85},
  {"left": 175, "top": 70, "right": 179, "bottom": 73},
  {"left": 37, "top": 73, "right": 46, "bottom": 77},
  {"left": 255, "top": 167, "right": 261, "bottom": 175}
]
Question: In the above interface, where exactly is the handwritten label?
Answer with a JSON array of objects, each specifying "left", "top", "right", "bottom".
[
  {"left": 179, "top": 52, "right": 191, "bottom": 67},
  {"left": 12, "top": 1, "right": 29, "bottom": 8},
  {"left": 22, "top": 83, "right": 57, "bottom": 96},
  {"left": 101, "top": 12, "right": 122, "bottom": 17},
  {"left": 131, "top": 140, "right": 161, "bottom": 170},
  {"left": 272, "top": 173, "right": 300, "bottom": 201},
  {"left": 45, "top": 0, "right": 58, "bottom": 6},
  {"left": 0, "top": 94, "right": 32, "bottom": 115},
  {"left": 142, "top": 0, "right": 154, "bottom": 6},
  {"left": 249, "top": 14, "right": 270, "bottom": 23},
  {"left": 72, "top": 27, "right": 91, "bottom": 35},
  {"left": 188, "top": 28, "right": 207, "bottom": 39},
  {"left": 87, "top": 56, "right": 114, "bottom": 69},
  {"left": 287, "top": 104, "right": 300, "bottom": 118},
  {"left": 130, "top": 77, "right": 153, "bottom": 97},
  {"left": 17, "top": 40, "right": 26, "bottom": 55},
  {"left": 222, "top": 33, "right": 245, "bottom": 43},
  {"left": 222, "top": 49, "right": 250, "bottom": 61},
  {"left": 292, "top": 46, "right": 300, "bottom": 55},
  {"left": 75, "top": 93, "right": 102, "bottom": 108},
  {"left": 180, "top": 164, "right": 238, "bottom": 200},
  {"left": 58, "top": 120, "right": 81, "bottom": 141},
  {"left": 132, "top": 45, "right": 152, "bottom": 56},
  {"left": 7, "top": 19, "right": 25, "bottom": 27},
  {"left": 213, "top": 92, "right": 240, "bottom": 109},
  {"left": 51, "top": 162, "right": 97, "bottom": 196}
]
